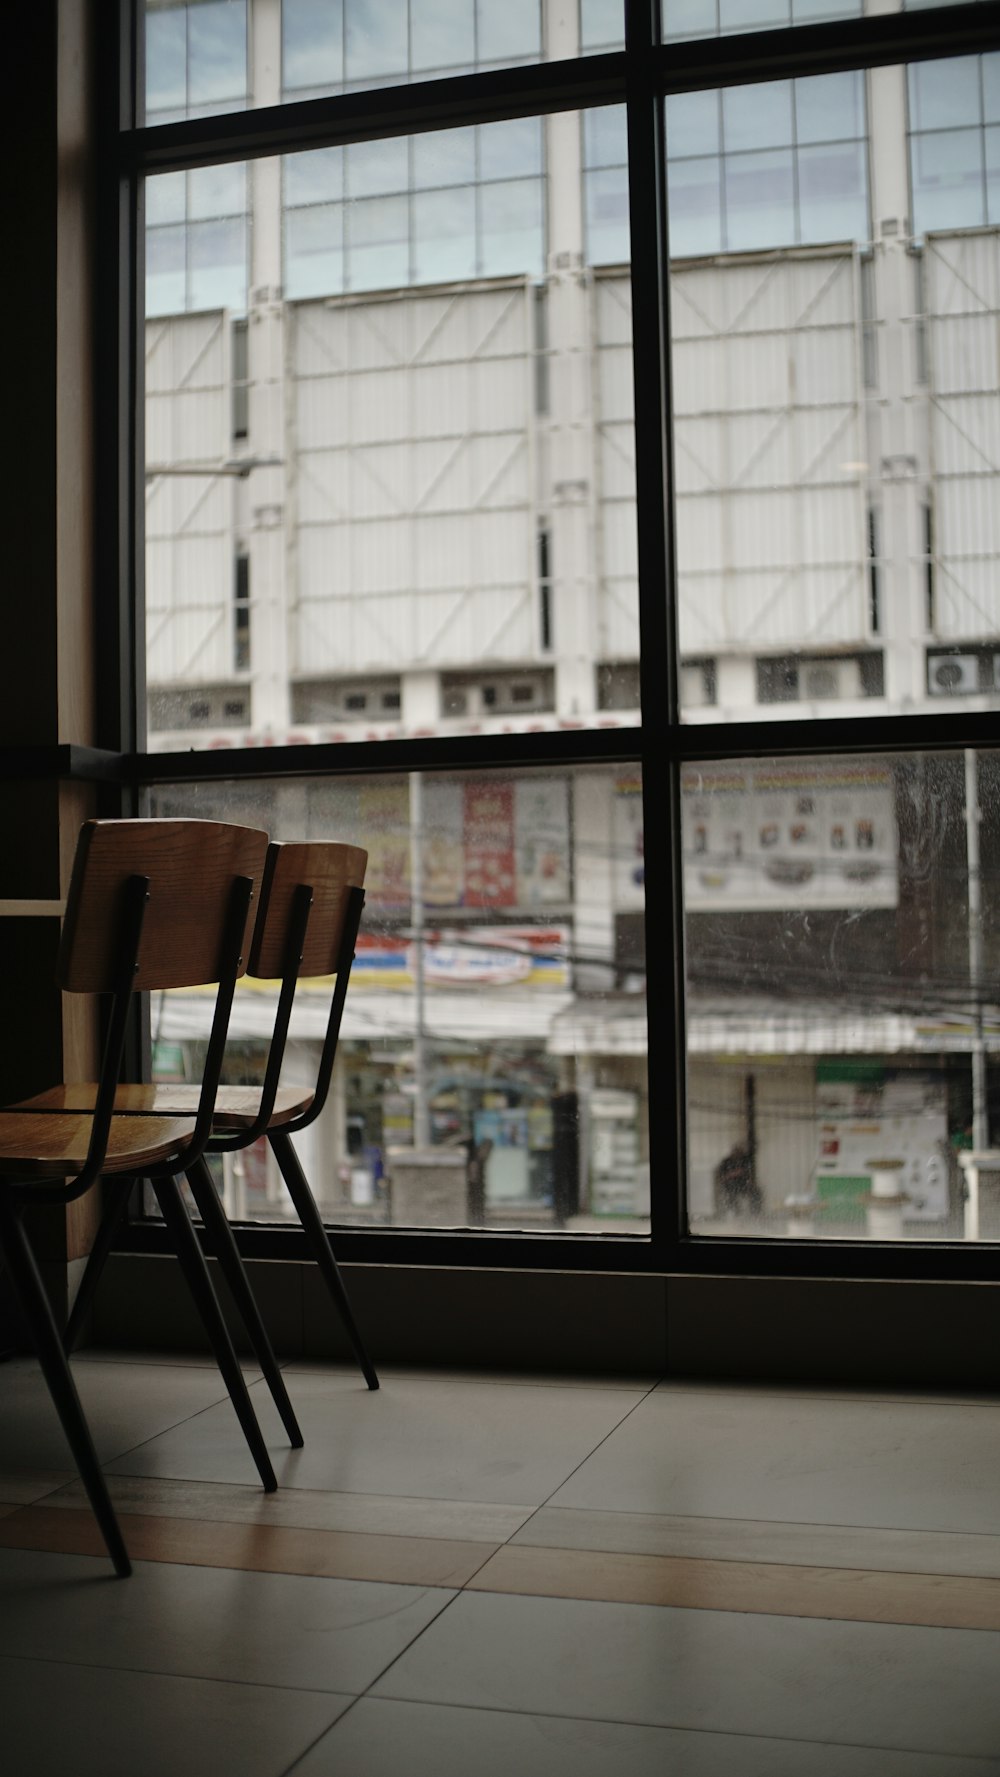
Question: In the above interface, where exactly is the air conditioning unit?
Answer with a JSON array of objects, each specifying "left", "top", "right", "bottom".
[
  {"left": 802, "top": 658, "right": 864, "bottom": 701},
  {"left": 928, "top": 654, "right": 979, "bottom": 696}
]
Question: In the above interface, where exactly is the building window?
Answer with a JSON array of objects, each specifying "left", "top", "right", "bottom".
[{"left": 908, "top": 53, "right": 1000, "bottom": 233}]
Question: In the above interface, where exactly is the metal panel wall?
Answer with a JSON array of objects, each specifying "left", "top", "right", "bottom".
[
  {"left": 290, "top": 282, "right": 538, "bottom": 674},
  {"left": 593, "top": 272, "right": 638, "bottom": 661},
  {"left": 145, "top": 313, "right": 235, "bottom": 685},
  {"left": 671, "top": 251, "right": 867, "bottom": 653},
  {"left": 925, "top": 231, "right": 1000, "bottom": 641},
  {"left": 593, "top": 253, "right": 868, "bottom": 663}
]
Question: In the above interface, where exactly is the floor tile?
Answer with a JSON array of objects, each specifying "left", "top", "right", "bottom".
[
  {"left": 0, "top": 1546, "right": 454, "bottom": 1694},
  {"left": 0, "top": 1504, "right": 495, "bottom": 1587},
  {"left": 515, "top": 1506, "right": 1000, "bottom": 1579},
  {"left": 45, "top": 1473, "right": 531, "bottom": 1543},
  {"left": 467, "top": 1542, "right": 1000, "bottom": 1629},
  {"left": 289, "top": 1697, "right": 1000, "bottom": 1777},
  {"left": 0, "top": 1356, "right": 257, "bottom": 1470},
  {"left": 548, "top": 1389, "right": 1000, "bottom": 1533},
  {"left": 654, "top": 1379, "right": 1000, "bottom": 1408},
  {"left": 371, "top": 1590, "right": 1000, "bottom": 1758},
  {"left": 78, "top": 1346, "right": 262, "bottom": 1374},
  {"left": 284, "top": 1360, "right": 659, "bottom": 1392},
  {"left": 107, "top": 1372, "right": 644, "bottom": 1505},
  {"left": 0, "top": 1655, "right": 352, "bottom": 1777}
]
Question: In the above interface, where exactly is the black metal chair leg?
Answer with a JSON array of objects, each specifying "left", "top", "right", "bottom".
[
  {"left": 186, "top": 1157, "right": 303, "bottom": 1448},
  {"left": 151, "top": 1176, "right": 278, "bottom": 1492},
  {"left": 64, "top": 1179, "right": 133, "bottom": 1355},
  {"left": 269, "top": 1130, "right": 379, "bottom": 1390},
  {"left": 0, "top": 1195, "right": 131, "bottom": 1577}
]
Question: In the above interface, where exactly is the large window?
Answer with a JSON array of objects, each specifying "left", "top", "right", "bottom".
[{"left": 119, "top": 1, "right": 1000, "bottom": 1273}]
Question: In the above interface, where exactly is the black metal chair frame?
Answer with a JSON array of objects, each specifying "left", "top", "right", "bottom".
[
  {"left": 65, "top": 869, "right": 377, "bottom": 1412},
  {"left": 0, "top": 852, "right": 279, "bottom": 1576}
]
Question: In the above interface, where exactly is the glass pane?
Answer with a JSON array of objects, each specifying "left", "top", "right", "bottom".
[
  {"left": 719, "top": 0, "right": 792, "bottom": 30},
  {"left": 795, "top": 70, "right": 866, "bottom": 146},
  {"left": 477, "top": 0, "right": 542, "bottom": 62},
  {"left": 667, "top": 156, "right": 724, "bottom": 256},
  {"left": 413, "top": 185, "right": 477, "bottom": 282},
  {"left": 147, "top": 764, "right": 650, "bottom": 1236},
  {"left": 479, "top": 116, "right": 544, "bottom": 183},
  {"left": 663, "top": 0, "right": 861, "bottom": 39},
  {"left": 189, "top": 162, "right": 246, "bottom": 221},
  {"left": 585, "top": 165, "right": 630, "bottom": 264},
  {"left": 479, "top": 178, "right": 546, "bottom": 276},
  {"left": 580, "top": 0, "right": 624, "bottom": 48},
  {"left": 911, "top": 128, "right": 986, "bottom": 231},
  {"left": 146, "top": 5, "right": 187, "bottom": 114},
  {"left": 347, "top": 194, "right": 410, "bottom": 288},
  {"left": 188, "top": 215, "right": 247, "bottom": 309},
  {"left": 413, "top": 128, "right": 477, "bottom": 190},
  {"left": 665, "top": 58, "right": 1000, "bottom": 746},
  {"left": 685, "top": 751, "right": 1000, "bottom": 1244},
  {"left": 412, "top": 0, "right": 475, "bottom": 70},
  {"left": 347, "top": 138, "right": 410, "bottom": 199},
  {"left": 145, "top": 0, "right": 248, "bottom": 119},
  {"left": 909, "top": 57, "right": 983, "bottom": 134},
  {"left": 285, "top": 148, "right": 345, "bottom": 208},
  {"left": 988, "top": 126, "right": 1000, "bottom": 222},
  {"left": 722, "top": 82, "right": 794, "bottom": 154},
  {"left": 985, "top": 53, "right": 1000, "bottom": 126},
  {"left": 584, "top": 104, "right": 627, "bottom": 171},
  {"left": 283, "top": 0, "right": 344, "bottom": 91},
  {"left": 188, "top": 0, "right": 247, "bottom": 105},
  {"left": 666, "top": 90, "right": 721, "bottom": 161},
  {"left": 345, "top": 0, "right": 409, "bottom": 84},
  {"left": 662, "top": 0, "right": 718, "bottom": 43},
  {"left": 285, "top": 203, "right": 345, "bottom": 298},
  {"left": 724, "top": 148, "right": 796, "bottom": 249},
  {"left": 144, "top": 118, "right": 619, "bottom": 755},
  {"left": 797, "top": 140, "right": 869, "bottom": 244},
  {"left": 146, "top": 223, "right": 186, "bottom": 315},
  {"left": 147, "top": 170, "right": 186, "bottom": 228}
]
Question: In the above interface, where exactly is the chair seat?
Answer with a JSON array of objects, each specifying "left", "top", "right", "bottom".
[
  {"left": 0, "top": 1111, "right": 198, "bottom": 1178},
  {"left": 18, "top": 1083, "right": 314, "bottom": 1130}
]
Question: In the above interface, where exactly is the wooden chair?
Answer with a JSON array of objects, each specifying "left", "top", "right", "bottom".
[
  {"left": 41, "top": 841, "right": 378, "bottom": 1394},
  {"left": 0, "top": 818, "right": 275, "bottom": 1575}
]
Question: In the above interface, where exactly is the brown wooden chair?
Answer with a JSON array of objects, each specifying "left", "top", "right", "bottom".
[
  {"left": 0, "top": 818, "right": 275, "bottom": 1575},
  {"left": 41, "top": 840, "right": 378, "bottom": 1394}
]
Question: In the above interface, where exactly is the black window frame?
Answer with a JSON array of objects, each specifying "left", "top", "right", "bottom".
[{"left": 91, "top": 0, "right": 1000, "bottom": 1281}]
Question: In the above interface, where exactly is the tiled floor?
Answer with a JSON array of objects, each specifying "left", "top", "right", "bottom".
[{"left": 1, "top": 1352, "right": 1000, "bottom": 1773}]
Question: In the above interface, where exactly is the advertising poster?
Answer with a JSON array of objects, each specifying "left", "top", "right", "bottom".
[
  {"left": 463, "top": 781, "right": 517, "bottom": 907},
  {"left": 679, "top": 760, "right": 898, "bottom": 911},
  {"left": 515, "top": 777, "right": 570, "bottom": 905},
  {"left": 360, "top": 781, "right": 410, "bottom": 910},
  {"left": 423, "top": 778, "right": 465, "bottom": 908}
]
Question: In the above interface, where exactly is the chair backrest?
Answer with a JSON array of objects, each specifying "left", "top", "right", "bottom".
[
  {"left": 249, "top": 841, "right": 368, "bottom": 980},
  {"left": 59, "top": 819, "right": 269, "bottom": 993}
]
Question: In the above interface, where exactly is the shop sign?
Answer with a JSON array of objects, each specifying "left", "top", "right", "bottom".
[
  {"left": 681, "top": 761, "right": 898, "bottom": 909},
  {"left": 352, "top": 925, "right": 569, "bottom": 991}
]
